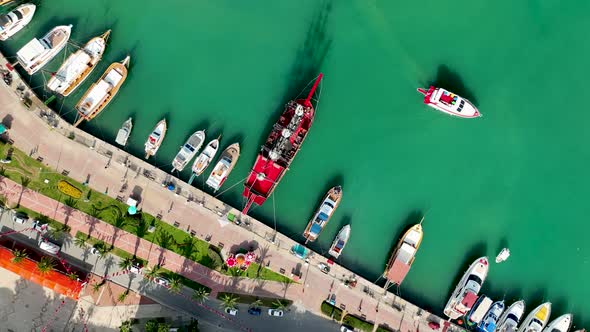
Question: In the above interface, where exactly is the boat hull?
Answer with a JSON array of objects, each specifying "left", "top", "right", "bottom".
[
  {"left": 418, "top": 86, "right": 480, "bottom": 118},
  {"left": 328, "top": 224, "right": 350, "bottom": 258},
  {"left": 172, "top": 130, "right": 205, "bottom": 172},
  {"left": 496, "top": 300, "right": 526, "bottom": 332},
  {"left": 115, "top": 118, "right": 132, "bottom": 146},
  {"left": 16, "top": 25, "right": 72, "bottom": 75},
  {"left": 443, "top": 257, "right": 489, "bottom": 320},
  {"left": 144, "top": 120, "right": 167, "bottom": 159},
  {"left": 206, "top": 143, "right": 240, "bottom": 191},
  {"left": 192, "top": 139, "right": 220, "bottom": 176},
  {"left": 303, "top": 186, "right": 342, "bottom": 243},
  {"left": 383, "top": 223, "right": 423, "bottom": 286},
  {"left": 516, "top": 302, "right": 551, "bottom": 332}
]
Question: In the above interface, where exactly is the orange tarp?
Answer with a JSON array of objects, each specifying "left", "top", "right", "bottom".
[{"left": 0, "top": 247, "right": 82, "bottom": 300}]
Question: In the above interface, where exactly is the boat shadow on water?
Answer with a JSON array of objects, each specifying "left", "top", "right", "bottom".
[
  {"left": 254, "top": 0, "right": 333, "bottom": 151},
  {"left": 426, "top": 65, "right": 479, "bottom": 107}
]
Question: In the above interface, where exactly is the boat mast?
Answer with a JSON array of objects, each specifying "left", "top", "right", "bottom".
[{"left": 303, "top": 73, "right": 323, "bottom": 107}]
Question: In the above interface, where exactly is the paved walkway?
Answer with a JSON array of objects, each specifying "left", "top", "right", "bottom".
[{"left": 0, "top": 54, "right": 457, "bottom": 332}]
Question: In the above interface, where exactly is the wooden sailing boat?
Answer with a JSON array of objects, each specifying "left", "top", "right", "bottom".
[
  {"left": 47, "top": 30, "right": 111, "bottom": 96},
  {"left": 205, "top": 142, "right": 240, "bottom": 192},
  {"left": 303, "top": 186, "right": 342, "bottom": 243},
  {"left": 74, "top": 55, "right": 130, "bottom": 127},
  {"left": 383, "top": 219, "right": 424, "bottom": 288}
]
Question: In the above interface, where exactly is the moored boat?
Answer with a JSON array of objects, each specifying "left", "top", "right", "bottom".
[
  {"left": 47, "top": 30, "right": 110, "bottom": 96},
  {"left": 417, "top": 86, "right": 480, "bottom": 118},
  {"left": 517, "top": 302, "right": 551, "bottom": 332},
  {"left": 0, "top": 3, "right": 36, "bottom": 41},
  {"left": 205, "top": 142, "right": 240, "bottom": 192},
  {"left": 172, "top": 130, "right": 205, "bottom": 172},
  {"left": 497, "top": 300, "right": 526, "bottom": 332},
  {"left": 144, "top": 119, "right": 167, "bottom": 159},
  {"left": 74, "top": 56, "right": 130, "bottom": 127},
  {"left": 383, "top": 222, "right": 423, "bottom": 287},
  {"left": 0, "top": 0, "right": 15, "bottom": 5},
  {"left": 466, "top": 296, "right": 493, "bottom": 327},
  {"left": 191, "top": 137, "right": 220, "bottom": 176},
  {"left": 16, "top": 25, "right": 72, "bottom": 75},
  {"left": 115, "top": 117, "right": 132, "bottom": 146},
  {"left": 477, "top": 301, "right": 506, "bottom": 332},
  {"left": 242, "top": 74, "right": 323, "bottom": 214},
  {"left": 327, "top": 224, "right": 350, "bottom": 259},
  {"left": 443, "top": 256, "right": 489, "bottom": 320},
  {"left": 303, "top": 186, "right": 342, "bottom": 243},
  {"left": 542, "top": 314, "right": 572, "bottom": 332}
]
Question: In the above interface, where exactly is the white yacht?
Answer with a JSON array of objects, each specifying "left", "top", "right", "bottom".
[
  {"left": 16, "top": 25, "right": 72, "bottom": 75},
  {"left": 47, "top": 30, "right": 110, "bottom": 96},
  {"left": 144, "top": 119, "right": 167, "bottom": 159},
  {"left": 542, "top": 314, "right": 572, "bottom": 332},
  {"left": 328, "top": 224, "right": 351, "bottom": 259},
  {"left": 205, "top": 142, "right": 240, "bottom": 191},
  {"left": 517, "top": 303, "right": 551, "bottom": 332},
  {"left": 477, "top": 300, "right": 505, "bottom": 332},
  {"left": 191, "top": 138, "right": 220, "bottom": 176},
  {"left": 115, "top": 117, "right": 132, "bottom": 146},
  {"left": 497, "top": 300, "right": 526, "bottom": 332},
  {"left": 0, "top": 4, "right": 36, "bottom": 41},
  {"left": 172, "top": 130, "right": 205, "bottom": 172},
  {"left": 443, "top": 257, "right": 489, "bottom": 320}
]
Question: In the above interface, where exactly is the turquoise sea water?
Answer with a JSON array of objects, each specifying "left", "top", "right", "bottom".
[{"left": 1, "top": 0, "right": 589, "bottom": 325}]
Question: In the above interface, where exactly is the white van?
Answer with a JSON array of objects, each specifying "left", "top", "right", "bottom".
[{"left": 38, "top": 238, "right": 60, "bottom": 255}]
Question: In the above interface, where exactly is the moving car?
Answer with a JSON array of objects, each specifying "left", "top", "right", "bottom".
[
  {"left": 90, "top": 246, "right": 101, "bottom": 256},
  {"left": 225, "top": 307, "right": 238, "bottom": 316},
  {"left": 340, "top": 326, "right": 354, "bottom": 332},
  {"left": 268, "top": 309, "right": 284, "bottom": 317},
  {"left": 154, "top": 277, "right": 170, "bottom": 287},
  {"left": 128, "top": 261, "right": 144, "bottom": 274},
  {"left": 38, "top": 238, "right": 60, "bottom": 254}
]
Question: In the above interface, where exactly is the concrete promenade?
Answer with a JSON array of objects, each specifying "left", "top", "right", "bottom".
[{"left": 0, "top": 52, "right": 457, "bottom": 332}]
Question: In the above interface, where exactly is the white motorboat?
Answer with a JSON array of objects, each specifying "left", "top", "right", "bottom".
[
  {"left": 542, "top": 314, "right": 572, "bottom": 332},
  {"left": 172, "top": 130, "right": 205, "bottom": 172},
  {"left": 477, "top": 300, "right": 505, "bottom": 332},
  {"left": 205, "top": 142, "right": 240, "bottom": 191},
  {"left": 517, "top": 302, "right": 551, "bottom": 332},
  {"left": 115, "top": 117, "right": 132, "bottom": 146},
  {"left": 47, "top": 30, "right": 110, "bottom": 96},
  {"left": 144, "top": 119, "right": 167, "bottom": 159},
  {"left": 0, "top": 3, "right": 36, "bottom": 41},
  {"left": 443, "top": 257, "right": 489, "bottom": 320},
  {"left": 16, "top": 25, "right": 72, "bottom": 75},
  {"left": 303, "top": 186, "right": 343, "bottom": 243},
  {"left": 417, "top": 86, "right": 480, "bottom": 118},
  {"left": 497, "top": 300, "right": 526, "bottom": 332},
  {"left": 191, "top": 137, "right": 220, "bottom": 176},
  {"left": 496, "top": 248, "right": 510, "bottom": 263},
  {"left": 74, "top": 56, "right": 130, "bottom": 126},
  {"left": 328, "top": 224, "right": 351, "bottom": 259}
]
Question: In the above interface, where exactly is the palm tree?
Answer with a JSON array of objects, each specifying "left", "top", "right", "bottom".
[
  {"left": 135, "top": 216, "right": 150, "bottom": 238},
  {"left": 117, "top": 290, "right": 129, "bottom": 303},
  {"left": 119, "top": 320, "right": 133, "bottom": 332},
  {"left": 16, "top": 175, "right": 31, "bottom": 207},
  {"left": 219, "top": 294, "right": 238, "bottom": 310},
  {"left": 272, "top": 299, "right": 288, "bottom": 311},
  {"left": 91, "top": 282, "right": 104, "bottom": 293},
  {"left": 155, "top": 229, "right": 174, "bottom": 250},
  {"left": 11, "top": 249, "right": 27, "bottom": 264},
  {"left": 74, "top": 236, "right": 86, "bottom": 249},
  {"left": 144, "top": 264, "right": 161, "bottom": 280},
  {"left": 192, "top": 287, "right": 210, "bottom": 303},
  {"left": 118, "top": 257, "right": 133, "bottom": 271},
  {"left": 251, "top": 299, "right": 263, "bottom": 309},
  {"left": 36, "top": 257, "right": 55, "bottom": 275},
  {"left": 179, "top": 236, "right": 197, "bottom": 259},
  {"left": 168, "top": 275, "right": 182, "bottom": 293},
  {"left": 67, "top": 272, "right": 78, "bottom": 280},
  {"left": 64, "top": 196, "right": 78, "bottom": 208}
]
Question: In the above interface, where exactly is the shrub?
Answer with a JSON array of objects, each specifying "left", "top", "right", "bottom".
[
  {"left": 320, "top": 301, "right": 343, "bottom": 321},
  {"left": 57, "top": 180, "right": 82, "bottom": 199},
  {"left": 343, "top": 314, "right": 374, "bottom": 332}
]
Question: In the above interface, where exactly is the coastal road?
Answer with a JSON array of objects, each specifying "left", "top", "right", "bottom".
[{"left": 0, "top": 209, "right": 341, "bottom": 332}]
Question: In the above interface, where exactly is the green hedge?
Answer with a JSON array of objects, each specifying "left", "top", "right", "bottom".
[
  {"left": 320, "top": 301, "right": 343, "bottom": 321},
  {"left": 343, "top": 314, "right": 374, "bottom": 332},
  {"left": 376, "top": 325, "right": 395, "bottom": 332}
]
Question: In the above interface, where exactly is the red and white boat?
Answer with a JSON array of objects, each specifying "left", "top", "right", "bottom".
[
  {"left": 417, "top": 86, "right": 480, "bottom": 118},
  {"left": 242, "top": 74, "right": 323, "bottom": 214}
]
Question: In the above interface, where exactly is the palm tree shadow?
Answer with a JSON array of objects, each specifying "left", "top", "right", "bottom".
[{"left": 426, "top": 65, "right": 479, "bottom": 106}]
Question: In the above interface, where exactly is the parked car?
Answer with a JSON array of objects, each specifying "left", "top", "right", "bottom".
[
  {"left": 154, "top": 277, "right": 170, "bottom": 287},
  {"left": 340, "top": 325, "right": 354, "bottom": 332},
  {"left": 89, "top": 246, "right": 101, "bottom": 256},
  {"left": 128, "top": 261, "right": 144, "bottom": 274},
  {"left": 327, "top": 294, "right": 336, "bottom": 305},
  {"left": 248, "top": 307, "right": 262, "bottom": 316},
  {"left": 268, "top": 309, "right": 284, "bottom": 317},
  {"left": 32, "top": 220, "right": 48, "bottom": 233},
  {"left": 13, "top": 212, "right": 28, "bottom": 224},
  {"left": 318, "top": 262, "right": 330, "bottom": 274},
  {"left": 225, "top": 307, "right": 238, "bottom": 316},
  {"left": 38, "top": 238, "right": 60, "bottom": 255}
]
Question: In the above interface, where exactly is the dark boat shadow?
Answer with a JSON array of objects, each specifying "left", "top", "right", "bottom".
[{"left": 424, "top": 65, "right": 479, "bottom": 106}]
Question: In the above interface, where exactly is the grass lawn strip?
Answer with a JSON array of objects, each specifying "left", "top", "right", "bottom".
[
  {"left": 343, "top": 314, "right": 375, "bottom": 332},
  {"left": 0, "top": 143, "right": 290, "bottom": 283},
  {"left": 320, "top": 301, "right": 343, "bottom": 321}
]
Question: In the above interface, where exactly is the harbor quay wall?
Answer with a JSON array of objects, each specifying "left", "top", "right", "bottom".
[{"left": 0, "top": 51, "right": 460, "bottom": 332}]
